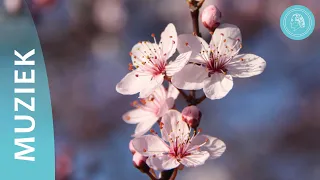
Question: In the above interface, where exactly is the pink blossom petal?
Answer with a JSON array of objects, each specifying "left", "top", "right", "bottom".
[
  {"left": 167, "top": 83, "right": 179, "bottom": 100},
  {"left": 165, "top": 51, "right": 192, "bottom": 76},
  {"left": 202, "top": 135, "right": 226, "bottom": 159},
  {"left": 177, "top": 34, "right": 209, "bottom": 64},
  {"left": 132, "top": 135, "right": 169, "bottom": 156},
  {"left": 147, "top": 154, "right": 180, "bottom": 171},
  {"left": 116, "top": 70, "right": 152, "bottom": 95},
  {"left": 177, "top": 34, "right": 201, "bottom": 57},
  {"left": 184, "top": 135, "right": 207, "bottom": 153},
  {"left": 157, "top": 98, "right": 173, "bottom": 117},
  {"left": 180, "top": 151, "right": 210, "bottom": 168},
  {"left": 133, "top": 116, "right": 159, "bottom": 137},
  {"left": 227, "top": 54, "right": 266, "bottom": 78},
  {"left": 139, "top": 75, "right": 164, "bottom": 98},
  {"left": 171, "top": 64, "right": 207, "bottom": 90},
  {"left": 160, "top": 110, "right": 189, "bottom": 142},
  {"left": 131, "top": 42, "right": 160, "bottom": 65},
  {"left": 122, "top": 108, "right": 157, "bottom": 124},
  {"left": 210, "top": 23, "right": 242, "bottom": 55},
  {"left": 152, "top": 85, "right": 167, "bottom": 102},
  {"left": 189, "top": 135, "right": 208, "bottom": 148},
  {"left": 160, "top": 23, "right": 177, "bottom": 59},
  {"left": 203, "top": 73, "right": 233, "bottom": 100}
]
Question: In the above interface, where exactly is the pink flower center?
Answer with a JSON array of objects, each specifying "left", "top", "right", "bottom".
[
  {"left": 149, "top": 58, "right": 166, "bottom": 76},
  {"left": 206, "top": 51, "right": 229, "bottom": 76},
  {"left": 168, "top": 137, "right": 191, "bottom": 161}
]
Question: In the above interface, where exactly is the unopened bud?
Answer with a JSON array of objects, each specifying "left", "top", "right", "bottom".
[
  {"left": 201, "top": 5, "right": 221, "bottom": 32},
  {"left": 129, "top": 140, "right": 136, "bottom": 154},
  {"left": 133, "top": 152, "right": 149, "bottom": 173},
  {"left": 182, "top": 105, "right": 202, "bottom": 129}
]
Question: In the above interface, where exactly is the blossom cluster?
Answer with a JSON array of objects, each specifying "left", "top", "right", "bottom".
[{"left": 116, "top": 3, "right": 266, "bottom": 179}]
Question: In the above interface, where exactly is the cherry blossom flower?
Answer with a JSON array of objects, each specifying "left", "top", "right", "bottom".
[
  {"left": 123, "top": 84, "right": 179, "bottom": 137},
  {"left": 116, "top": 23, "right": 192, "bottom": 98},
  {"left": 131, "top": 110, "right": 226, "bottom": 171},
  {"left": 172, "top": 23, "right": 266, "bottom": 100}
]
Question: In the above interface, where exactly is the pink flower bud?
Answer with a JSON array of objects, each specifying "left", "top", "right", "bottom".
[
  {"left": 201, "top": 5, "right": 221, "bottom": 32},
  {"left": 55, "top": 153, "right": 72, "bottom": 180},
  {"left": 182, "top": 105, "right": 202, "bottom": 129},
  {"left": 133, "top": 152, "right": 149, "bottom": 172},
  {"left": 129, "top": 140, "right": 136, "bottom": 154}
]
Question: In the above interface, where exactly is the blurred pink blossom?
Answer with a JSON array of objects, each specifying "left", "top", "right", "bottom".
[
  {"left": 4, "top": 0, "right": 23, "bottom": 14},
  {"left": 132, "top": 110, "right": 226, "bottom": 171},
  {"left": 122, "top": 84, "right": 179, "bottom": 137},
  {"left": 116, "top": 23, "right": 191, "bottom": 98},
  {"left": 55, "top": 152, "right": 72, "bottom": 180},
  {"left": 173, "top": 23, "right": 266, "bottom": 100}
]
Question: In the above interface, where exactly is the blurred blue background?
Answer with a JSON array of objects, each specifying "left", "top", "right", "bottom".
[{"left": 2, "top": 0, "right": 320, "bottom": 179}]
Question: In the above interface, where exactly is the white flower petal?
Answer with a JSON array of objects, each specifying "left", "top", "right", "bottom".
[
  {"left": 157, "top": 98, "right": 173, "bottom": 117},
  {"left": 171, "top": 64, "right": 207, "bottom": 90},
  {"left": 122, "top": 108, "right": 157, "bottom": 124},
  {"left": 132, "top": 135, "right": 170, "bottom": 156},
  {"left": 211, "top": 23, "right": 242, "bottom": 44},
  {"left": 131, "top": 42, "right": 159, "bottom": 65},
  {"left": 227, "top": 54, "right": 266, "bottom": 78},
  {"left": 147, "top": 154, "right": 180, "bottom": 171},
  {"left": 180, "top": 151, "right": 210, "bottom": 168},
  {"left": 210, "top": 23, "right": 242, "bottom": 56},
  {"left": 133, "top": 117, "right": 159, "bottom": 137},
  {"left": 166, "top": 51, "right": 192, "bottom": 76},
  {"left": 177, "top": 34, "right": 200, "bottom": 54},
  {"left": 116, "top": 70, "right": 152, "bottom": 95},
  {"left": 167, "top": 83, "right": 179, "bottom": 100},
  {"left": 202, "top": 135, "right": 226, "bottom": 159},
  {"left": 139, "top": 75, "right": 164, "bottom": 98},
  {"left": 185, "top": 135, "right": 208, "bottom": 153},
  {"left": 203, "top": 74, "right": 233, "bottom": 100},
  {"left": 160, "top": 110, "right": 189, "bottom": 142},
  {"left": 190, "top": 135, "right": 208, "bottom": 147},
  {"left": 160, "top": 23, "right": 177, "bottom": 59},
  {"left": 152, "top": 85, "right": 167, "bottom": 102},
  {"left": 177, "top": 34, "right": 209, "bottom": 64}
]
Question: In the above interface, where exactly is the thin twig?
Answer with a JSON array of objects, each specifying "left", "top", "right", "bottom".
[
  {"left": 196, "top": 94, "right": 207, "bottom": 105},
  {"left": 178, "top": 89, "right": 190, "bottom": 102},
  {"left": 190, "top": 10, "right": 202, "bottom": 37},
  {"left": 169, "top": 168, "right": 178, "bottom": 180},
  {"left": 165, "top": 76, "right": 191, "bottom": 103},
  {"left": 190, "top": 90, "right": 196, "bottom": 99},
  {"left": 160, "top": 169, "right": 174, "bottom": 180},
  {"left": 150, "top": 169, "right": 156, "bottom": 177},
  {"left": 146, "top": 171, "right": 158, "bottom": 180}
]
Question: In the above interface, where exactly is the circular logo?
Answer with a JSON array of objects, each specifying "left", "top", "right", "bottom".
[{"left": 280, "top": 5, "right": 315, "bottom": 40}]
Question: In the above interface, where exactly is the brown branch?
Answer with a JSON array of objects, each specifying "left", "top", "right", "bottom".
[
  {"left": 146, "top": 171, "right": 158, "bottom": 180},
  {"left": 169, "top": 168, "right": 178, "bottom": 180},
  {"left": 150, "top": 169, "right": 156, "bottom": 177},
  {"left": 165, "top": 76, "right": 191, "bottom": 103},
  {"left": 190, "top": 90, "right": 196, "bottom": 99},
  {"left": 190, "top": 10, "right": 202, "bottom": 37},
  {"left": 178, "top": 89, "right": 190, "bottom": 101},
  {"left": 160, "top": 169, "right": 174, "bottom": 180},
  {"left": 195, "top": 94, "right": 207, "bottom": 105}
]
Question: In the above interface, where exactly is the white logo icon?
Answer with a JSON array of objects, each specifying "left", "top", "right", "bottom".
[{"left": 290, "top": 13, "right": 305, "bottom": 31}]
